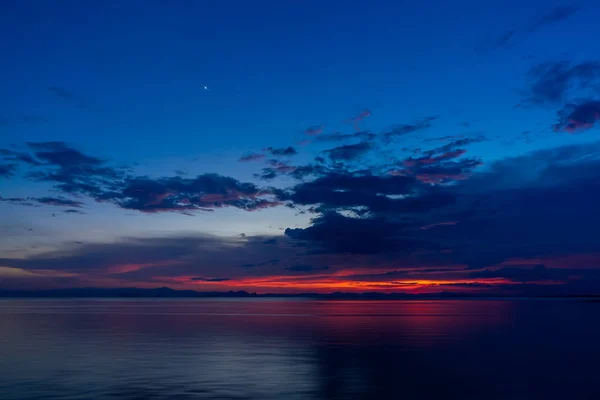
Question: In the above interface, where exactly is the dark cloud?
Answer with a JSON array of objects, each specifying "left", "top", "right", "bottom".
[
  {"left": 0, "top": 234, "right": 295, "bottom": 285},
  {"left": 190, "top": 277, "right": 231, "bottom": 282},
  {"left": 63, "top": 209, "right": 85, "bottom": 214},
  {"left": 255, "top": 159, "right": 299, "bottom": 180},
  {"left": 491, "top": 30, "right": 517, "bottom": 50},
  {"left": 241, "top": 259, "right": 280, "bottom": 268},
  {"left": 315, "top": 130, "right": 376, "bottom": 143},
  {"left": 470, "top": 264, "right": 600, "bottom": 283},
  {"left": 0, "top": 148, "right": 44, "bottom": 166},
  {"left": 288, "top": 169, "right": 457, "bottom": 218},
  {"left": 0, "top": 196, "right": 84, "bottom": 208},
  {"left": 553, "top": 101, "right": 600, "bottom": 133},
  {"left": 346, "top": 109, "right": 371, "bottom": 130},
  {"left": 524, "top": 61, "right": 600, "bottom": 105},
  {"left": 484, "top": 6, "right": 578, "bottom": 51},
  {"left": 266, "top": 146, "right": 297, "bottom": 156},
  {"left": 382, "top": 116, "right": 438, "bottom": 141},
  {"left": 262, "top": 238, "right": 277, "bottom": 245},
  {"left": 527, "top": 6, "right": 578, "bottom": 33},
  {"left": 323, "top": 142, "right": 373, "bottom": 161},
  {"left": 390, "top": 137, "right": 485, "bottom": 184},
  {"left": 255, "top": 169, "right": 278, "bottom": 180},
  {"left": 285, "top": 265, "right": 329, "bottom": 273},
  {"left": 238, "top": 153, "right": 265, "bottom": 162},
  {"left": 4, "top": 142, "right": 284, "bottom": 215},
  {"left": 0, "top": 196, "right": 32, "bottom": 206},
  {"left": 289, "top": 164, "right": 329, "bottom": 180},
  {"left": 423, "top": 135, "right": 464, "bottom": 143},
  {"left": 304, "top": 125, "right": 324, "bottom": 136},
  {"left": 117, "top": 174, "right": 282, "bottom": 214},
  {"left": 0, "top": 163, "right": 17, "bottom": 178},
  {"left": 412, "top": 158, "right": 483, "bottom": 184},
  {"left": 286, "top": 212, "right": 424, "bottom": 254},
  {"left": 284, "top": 140, "right": 600, "bottom": 273},
  {"left": 314, "top": 116, "right": 435, "bottom": 145},
  {"left": 471, "top": 264, "right": 551, "bottom": 282},
  {"left": 423, "top": 136, "right": 486, "bottom": 156},
  {"left": 14, "top": 141, "right": 125, "bottom": 199}
]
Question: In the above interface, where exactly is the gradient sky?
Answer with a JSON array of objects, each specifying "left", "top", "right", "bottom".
[{"left": 2, "top": 0, "right": 600, "bottom": 294}]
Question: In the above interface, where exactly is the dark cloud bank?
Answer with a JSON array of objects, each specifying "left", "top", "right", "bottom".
[{"left": 3, "top": 78, "right": 600, "bottom": 293}]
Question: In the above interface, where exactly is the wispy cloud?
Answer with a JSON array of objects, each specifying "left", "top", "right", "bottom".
[
  {"left": 482, "top": 5, "right": 578, "bottom": 51},
  {"left": 346, "top": 109, "right": 371, "bottom": 131},
  {"left": 304, "top": 125, "right": 325, "bottom": 136},
  {"left": 523, "top": 61, "right": 600, "bottom": 105},
  {"left": 554, "top": 101, "right": 600, "bottom": 133},
  {"left": 238, "top": 153, "right": 265, "bottom": 162}
]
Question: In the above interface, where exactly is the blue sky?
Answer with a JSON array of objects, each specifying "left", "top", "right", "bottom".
[{"left": 2, "top": 0, "right": 600, "bottom": 293}]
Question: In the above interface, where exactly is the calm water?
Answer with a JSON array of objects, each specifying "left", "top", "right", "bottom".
[{"left": 0, "top": 299, "right": 599, "bottom": 400}]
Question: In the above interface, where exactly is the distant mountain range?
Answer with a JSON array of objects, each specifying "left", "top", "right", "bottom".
[{"left": 0, "top": 287, "right": 598, "bottom": 299}]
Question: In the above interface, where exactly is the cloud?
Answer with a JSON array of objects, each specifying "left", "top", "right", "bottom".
[
  {"left": 3, "top": 142, "right": 284, "bottom": 215},
  {"left": 117, "top": 174, "right": 282, "bottom": 214},
  {"left": 241, "top": 259, "right": 280, "bottom": 268},
  {"left": 0, "top": 148, "right": 44, "bottom": 166},
  {"left": 285, "top": 212, "right": 424, "bottom": 254},
  {"left": 0, "top": 196, "right": 84, "bottom": 208},
  {"left": 64, "top": 209, "right": 85, "bottom": 214},
  {"left": 265, "top": 146, "right": 297, "bottom": 156},
  {"left": 5, "top": 139, "right": 600, "bottom": 294},
  {"left": 315, "top": 131, "right": 376, "bottom": 143},
  {"left": 0, "top": 163, "right": 17, "bottom": 178},
  {"left": 323, "top": 142, "right": 373, "bottom": 161},
  {"left": 469, "top": 264, "right": 600, "bottom": 283},
  {"left": 0, "top": 234, "right": 296, "bottom": 287},
  {"left": 404, "top": 150, "right": 468, "bottom": 168},
  {"left": 238, "top": 153, "right": 265, "bottom": 162},
  {"left": 471, "top": 264, "right": 551, "bottom": 282},
  {"left": 255, "top": 159, "right": 299, "bottom": 181},
  {"left": 285, "top": 265, "right": 329, "bottom": 273},
  {"left": 305, "top": 125, "right": 324, "bottom": 136},
  {"left": 527, "top": 6, "right": 578, "bottom": 33},
  {"left": 190, "top": 277, "right": 231, "bottom": 282},
  {"left": 484, "top": 6, "right": 578, "bottom": 51},
  {"left": 423, "top": 135, "right": 464, "bottom": 143},
  {"left": 553, "top": 101, "right": 600, "bottom": 132},
  {"left": 14, "top": 141, "right": 125, "bottom": 199},
  {"left": 382, "top": 116, "right": 438, "bottom": 141},
  {"left": 491, "top": 30, "right": 517, "bottom": 50},
  {"left": 414, "top": 160, "right": 482, "bottom": 184},
  {"left": 523, "top": 61, "right": 600, "bottom": 105},
  {"left": 35, "top": 197, "right": 84, "bottom": 208},
  {"left": 346, "top": 109, "right": 371, "bottom": 130},
  {"left": 316, "top": 116, "right": 435, "bottom": 144},
  {"left": 390, "top": 137, "right": 485, "bottom": 185},
  {"left": 422, "top": 136, "right": 486, "bottom": 156},
  {"left": 283, "top": 140, "right": 600, "bottom": 276}
]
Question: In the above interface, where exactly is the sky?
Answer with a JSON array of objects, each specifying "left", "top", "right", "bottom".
[{"left": 2, "top": 0, "right": 600, "bottom": 294}]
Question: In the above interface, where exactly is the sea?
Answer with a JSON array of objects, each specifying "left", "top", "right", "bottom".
[{"left": 0, "top": 299, "right": 599, "bottom": 399}]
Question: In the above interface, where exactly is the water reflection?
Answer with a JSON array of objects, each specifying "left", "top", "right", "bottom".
[{"left": 0, "top": 299, "right": 599, "bottom": 399}]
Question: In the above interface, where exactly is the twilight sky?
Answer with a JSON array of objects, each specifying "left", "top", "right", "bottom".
[{"left": 2, "top": 0, "right": 600, "bottom": 294}]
